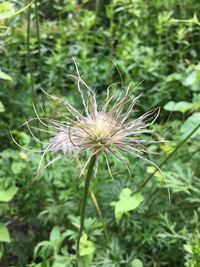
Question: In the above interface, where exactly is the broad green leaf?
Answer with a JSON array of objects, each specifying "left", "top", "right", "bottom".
[
  {"left": 180, "top": 112, "right": 200, "bottom": 138},
  {"left": 164, "top": 101, "right": 192, "bottom": 113},
  {"left": 131, "top": 259, "right": 143, "bottom": 267},
  {"left": 111, "top": 188, "right": 144, "bottom": 222},
  {"left": 0, "top": 70, "right": 12, "bottom": 81},
  {"left": 79, "top": 233, "right": 95, "bottom": 267},
  {"left": 0, "top": 223, "right": 11, "bottom": 243},
  {"left": 0, "top": 101, "right": 5, "bottom": 113},
  {"left": 80, "top": 233, "right": 95, "bottom": 256},
  {"left": 0, "top": 185, "right": 18, "bottom": 202},
  {"left": 164, "top": 101, "right": 175, "bottom": 111},
  {"left": 0, "top": 2, "right": 15, "bottom": 20}
]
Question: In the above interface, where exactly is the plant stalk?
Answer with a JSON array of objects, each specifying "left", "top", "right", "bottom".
[
  {"left": 77, "top": 154, "right": 97, "bottom": 258},
  {"left": 27, "top": 6, "right": 35, "bottom": 106},
  {"left": 75, "top": 157, "right": 110, "bottom": 243},
  {"left": 34, "top": 0, "right": 46, "bottom": 111}
]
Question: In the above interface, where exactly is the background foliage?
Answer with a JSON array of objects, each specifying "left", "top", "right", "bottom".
[{"left": 0, "top": 0, "right": 200, "bottom": 266}]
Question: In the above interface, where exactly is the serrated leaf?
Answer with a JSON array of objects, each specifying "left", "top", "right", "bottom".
[
  {"left": 0, "top": 223, "right": 11, "bottom": 243},
  {"left": 0, "top": 185, "right": 18, "bottom": 202},
  {"left": 0, "top": 70, "right": 12, "bottom": 81}
]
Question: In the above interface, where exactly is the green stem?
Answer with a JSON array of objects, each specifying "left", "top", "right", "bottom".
[
  {"left": 27, "top": 6, "right": 35, "bottom": 106},
  {"left": 75, "top": 157, "right": 110, "bottom": 243},
  {"left": 95, "top": 0, "right": 99, "bottom": 15},
  {"left": 34, "top": 0, "right": 41, "bottom": 75},
  {"left": 77, "top": 155, "right": 97, "bottom": 258},
  {"left": 34, "top": 0, "right": 45, "bottom": 110},
  {"left": 137, "top": 122, "right": 200, "bottom": 192}
]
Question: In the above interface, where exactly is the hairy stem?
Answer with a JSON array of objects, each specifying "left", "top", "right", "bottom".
[{"left": 77, "top": 155, "right": 96, "bottom": 258}]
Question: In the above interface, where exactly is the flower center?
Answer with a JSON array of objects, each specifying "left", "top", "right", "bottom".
[
  {"left": 90, "top": 119, "right": 112, "bottom": 145},
  {"left": 77, "top": 113, "right": 122, "bottom": 150}
]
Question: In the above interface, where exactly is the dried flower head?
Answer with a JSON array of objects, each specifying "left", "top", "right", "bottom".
[{"left": 13, "top": 60, "right": 163, "bottom": 180}]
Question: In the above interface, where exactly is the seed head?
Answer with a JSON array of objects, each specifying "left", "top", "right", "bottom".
[{"left": 15, "top": 60, "right": 163, "bottom": 180}]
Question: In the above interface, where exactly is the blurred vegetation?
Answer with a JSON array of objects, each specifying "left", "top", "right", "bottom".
[{"left": 0, "top": 0, "right": 200, "bottom": 266}]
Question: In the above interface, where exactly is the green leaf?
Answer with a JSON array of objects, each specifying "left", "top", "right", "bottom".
[
  {"left": 0, "top": 223, "right": 11, "bottom": 243},
  {"left": 79, "top": 233, "right": 95, "bottom": 267},
  {"left": 147, "top": 166, "right": 164, "bottom": 184},
  {"left": 11, "top": 162, "right": 26, "bottom": 174},
  {"left": 0, "top": 70, "right": 12, "bottom": 81},
  {"left": 11, "top": 130, "right": 31, "bottom": 146},
  {"left": 0, "top": 101, "right": 5, "bottom": 113},
  {"left": 111, "top": 188, "right": 144, "bottom": 222},
  {"left": 80, "top": 233, "right": 95, "bottom": 256},
  {"left": 180, "top": 112, "right": 200, "bottom": 138},
  {"left": 131, "top": 259, "right": 143, "bottom": 267},
  {"left": 184, "top": 244, "right": 193, "bottom": 254},
  {"left": 0, "top": 1, "right": 34, "bottom": 20},
  {"left": 50, "top": 226, "right": 61, "bottom": 243},
  {"left": 185, "top": 71, "right": 196, "bottom": 86},
  {"left": 0, "top": 2, "right": 15, "bottom": 20},
  {"left": 164, "top": 101, "right": 192, "bottom": 113},
  {"left": 0, "top": 185, "right": 18, "bottom": 202},
  {"left": 34, "top": 241, "right": 53, "bottom": 260}
]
